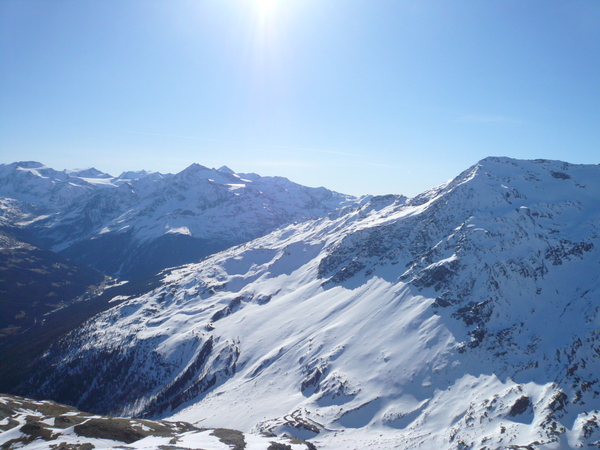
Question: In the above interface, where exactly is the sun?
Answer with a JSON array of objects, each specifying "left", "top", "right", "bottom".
[{"left": 255, "top": 0, "right": 278, "bottom": 19}]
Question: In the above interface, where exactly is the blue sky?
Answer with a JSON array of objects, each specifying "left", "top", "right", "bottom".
[{"left": 1, "top": 0, "right": 599, "bottom": 197}]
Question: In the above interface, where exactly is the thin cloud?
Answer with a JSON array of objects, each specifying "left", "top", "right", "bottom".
[
  {"left": 124, "top": 130, "right": 395, "bottom": 168},
  {"left": 125, "top": 130, "right": 375, "bottom": 159},
  {"left": 269, "top": 144, "right": 368, "bottom": 158},
  {"left": 124, "top": 130, "right": 244, "bottom": 145},
  {"left": 454, "top": 114, "right": 526, "bottom": 125},
  {"left": 355, "top": 160, "right": 399, "bottom": 169},
  {"left": 253, "top": 160, "right": 314, "bottom": 168}
]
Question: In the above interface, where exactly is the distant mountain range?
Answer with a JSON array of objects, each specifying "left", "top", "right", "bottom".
[
  {"left": 0, "top": 161, "right": 358, "bottom": 279},
  {"left": 6, "top": 157, "right": 600, "bottom": 449}
]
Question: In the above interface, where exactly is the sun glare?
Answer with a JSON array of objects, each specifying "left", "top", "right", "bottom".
[{"left": 255, "top": 0, "right": 278, "bottom": 19}]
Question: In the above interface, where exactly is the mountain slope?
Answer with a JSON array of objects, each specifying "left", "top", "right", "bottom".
[
  {"left": 0, "top": 223, "right": 118, "bottom": 395},
  {"left": 0, "top": 229, "right": 106, "bottom": 340},
  {"left": 18, "top": 157, "right": 600, "bottom": 449}
]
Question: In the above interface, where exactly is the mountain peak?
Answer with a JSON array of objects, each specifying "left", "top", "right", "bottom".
[
  {"left": 217, "top": 165, "right": 235, "bottom": 174},
  {"left": 13, "top": 161, "right": 46, "bottom": 169},
  {"left": 175, "top": 163, "right": 240, "bottom": 185},
  {"left": 64, "top": 167, "right": 113, "bottom": 179},
  {"left": 187, "top": 162, "right": 210, "bottom": 170},
  {"left": 178, "top": 163, "right": 211, "bottom": 176},
  {"left": 117, "top": 169, "right": 157, "bottom": 180}
]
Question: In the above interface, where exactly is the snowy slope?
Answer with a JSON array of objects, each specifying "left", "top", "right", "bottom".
[
  {"left": 0, "top": 161, "right": 357, "bottom": 278},
  {"left": 20, "top": 157, "right": 600, "bottom": 449}
]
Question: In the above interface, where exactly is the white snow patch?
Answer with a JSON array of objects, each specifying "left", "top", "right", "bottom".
[{"left": 165, "top": 226, "right": 192, "bottom": 236}]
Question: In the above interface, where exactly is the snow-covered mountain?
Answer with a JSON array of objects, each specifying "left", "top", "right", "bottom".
[
  {"left": 19, "top": 157, "right": 600, "bottom": 449},
  {"left": 64, "top": 167, "right": 114, "bottom": 180},
  {"left": 0, "top": 162, "right": 100, "bottom": 208},
  {"left": 0, "top": 161, "right": 358, "bottom": 279}
]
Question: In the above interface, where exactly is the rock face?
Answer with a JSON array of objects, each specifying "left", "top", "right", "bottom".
[
  {"left": 15, "top": 157, "right": 600, "bottom": 449},
  {"left": 0, "top": 161, "right": 357, "bottom": 279}
]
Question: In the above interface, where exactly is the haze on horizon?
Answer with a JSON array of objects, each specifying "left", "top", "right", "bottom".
[{"left": 1, "top": 0, "right": 599, "bottom": 197}]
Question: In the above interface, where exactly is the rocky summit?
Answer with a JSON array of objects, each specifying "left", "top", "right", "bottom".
[{"left": 0, "top": 393, "right": 316, "bottom": 450}]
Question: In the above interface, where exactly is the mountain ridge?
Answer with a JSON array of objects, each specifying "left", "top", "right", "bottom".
[{"left": 0, "top": 160, "right": 358, "bottom": 279}]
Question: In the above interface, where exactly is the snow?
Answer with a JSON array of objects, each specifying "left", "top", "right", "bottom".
[
  {"left": 78, "top": 177, "right": 116, "bottom": 186},
  {"left": 165, "top": 226, "right": 192, "bottom": 236}
]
